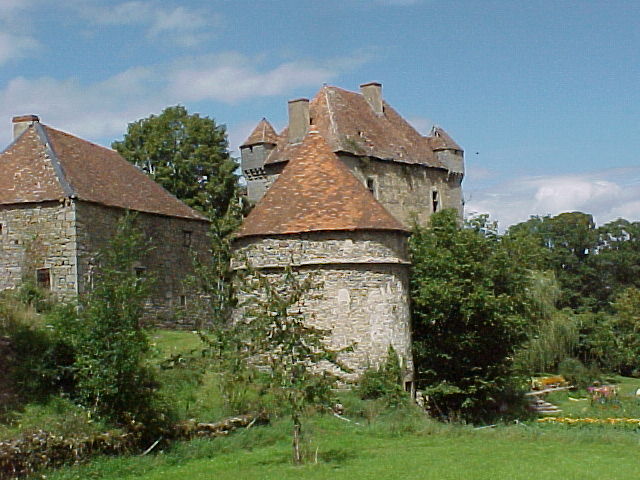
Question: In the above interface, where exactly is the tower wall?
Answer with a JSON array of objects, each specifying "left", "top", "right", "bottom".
[
  {"left": 240, "top": 143, "right": 274, "bottom": 204},
  {"left": 234, "top": 230, "right": 413, "bottom": 383}
]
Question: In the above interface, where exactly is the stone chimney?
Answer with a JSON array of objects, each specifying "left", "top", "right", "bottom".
[
  {"left": 360, "top": 82, "right": 383, "bottom": 116},
  {"left": 287, "top": 98, "right": 310, "bottom": 143},
  {"left": 12, "top": 115, "right": 40, "bottom": 140}
]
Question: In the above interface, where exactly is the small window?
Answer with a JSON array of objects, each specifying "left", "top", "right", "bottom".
[
  {"left": 179, "top": 295, "right": 187, "bottom": 307},
  {"left": 366, "top": 178, "right": 376, "bottom": 197},
  {"left": 36, "top": 268, "right": 51, "bottom": 290},
  {"left": 432, "top": 190, "right": 440, "bottom": 213},
  {"left": 135, "top": 267, "right": 146, "bottom": 278},
  {"left": 183, "top": 230, "right": 192, "bottom": 247},
  {"left": 0, "top": 223, "right": 3, "bottom": 234}
]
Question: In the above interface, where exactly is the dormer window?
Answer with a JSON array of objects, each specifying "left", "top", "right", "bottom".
[{"left": 366, "top": 178, "right": 376, "bottom": 198}]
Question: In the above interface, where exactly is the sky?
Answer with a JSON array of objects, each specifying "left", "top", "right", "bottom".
[{"left": 1, "top": 0, "right": 638, "bottom": 229}]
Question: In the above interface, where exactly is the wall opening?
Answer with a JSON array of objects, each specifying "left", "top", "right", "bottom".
[
  {"left": 183, "top": 230, "right": 192, "bottom": 247},
  {"left": 179, "top": 295, "right": 187, "bottom": 307},
  {"left": 36, "top": 268, "right": 51, "bottom": 290},
  {"left": 366, "top": 177, "right": 376, "bottom": 198},
  {"left": 432, "top": 190, "right": 440, "bottom": 213}
]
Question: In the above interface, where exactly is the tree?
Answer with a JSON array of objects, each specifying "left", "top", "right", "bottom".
[
  {"left": 112, "top": 106, "right": 238, "bottom": 218},
  {"left": 53, "top": 214, "right": 165, "bottom": 432},
  {"left": 590, "top": 219, "right": 640, "bottom": 308},
  {"left": 237, "top": 266, "right": 340, "bottom": 464},
  {"left": 507, "top": 212, "right": 598, "bottom": 310},
  {"left": 410, "top": 210, "right": 530, "bottom": 421}
]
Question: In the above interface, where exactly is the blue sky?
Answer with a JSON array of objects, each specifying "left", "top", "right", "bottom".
[{"left": 1, "top": 0, "right": 638, "bottom": 228}]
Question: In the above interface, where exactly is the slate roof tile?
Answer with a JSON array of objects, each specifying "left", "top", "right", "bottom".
[{"left": 264, "top": 85, "right": 461, "bottom": 169}]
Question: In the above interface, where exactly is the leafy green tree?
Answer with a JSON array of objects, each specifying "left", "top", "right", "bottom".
[
  {"left": 513, "top": 271, "right": 579, "bottom": 374},
  {"left": 410, "top": 210, "right": 530, "bottom": 421},
  {"left": 112, "top": 105, "right": 238, "bottom": 218},
  {"left": 508, "top": 212, "right": 598, "bottom": 310},
  {"left": 590, "top": 219, "right": 640, "bottom": 308},
  {"left": 53, "top": 214, "right": 166, "bottom": 432}
]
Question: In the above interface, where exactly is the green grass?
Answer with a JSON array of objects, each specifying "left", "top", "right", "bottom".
[{"left": 41, "top": 411, "right": 640, "bottom": 480}]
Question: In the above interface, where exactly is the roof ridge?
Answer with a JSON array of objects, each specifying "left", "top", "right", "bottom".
[
  {"left": 45, "top": 125, "right": 118, "bottom": 154},
  {"left": 35, "top": 124, "right": 75, "bottom": 198}
]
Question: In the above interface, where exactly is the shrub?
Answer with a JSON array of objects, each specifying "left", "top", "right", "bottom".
[
  {"left": 53, "top": 214, "right": 171, "bottom": 438},
  {"left": 358, "top": 346, "right": 408, "bottom": 407}
]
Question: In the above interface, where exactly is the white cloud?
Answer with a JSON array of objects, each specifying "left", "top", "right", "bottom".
[
  {"left": 0, "top": 1, "right": 38, "bottom": 64},
  {"left": 465, "top": 168, "right": 640, "bottom": 229},
  {"left": 77, "top": 1, "right": 216, "bottom": 47},
  {"left": 168, "top": 54, "right": 337, "bottom": 103},
  {"left": 0, "top": 69, "right": 163, "bottom": 145},
  {"left": 0, "top": 31, "right": 38, "bottom": 65},
  {"left": 0, "top": 51, "right": 364, "bottom": 146}
]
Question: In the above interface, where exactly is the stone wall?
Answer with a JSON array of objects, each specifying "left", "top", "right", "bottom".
[
  {"left": 0, "top": 201, "right": 78, "bottom": 301},
  {"left": 240, "top": 144, "right": 275, "bottom": 204},
  {"left": 234, "top": 231, "right": 413, "bottom": 383},
  {"left": 74, "top": 201, "right": 211, "bottom": 326},
  {"left": 339, "top": 155, "right": 464, "bottom": 227},
  {"left": 233, "top": 230, "right": 408, "bottom": 268}
]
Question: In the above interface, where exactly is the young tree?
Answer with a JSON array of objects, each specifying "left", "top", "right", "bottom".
[
  {"left": 410, "top": 210, "right": 530, "bottom": 421},
  {"left": 112, "top": 106, "right": 238, "bottom": 218},
  {"left": 238, "top": 266, "right": 339, "bottom": 464},
  {"left": 54, "top": 214, "right": 164, "bottom": 431}
]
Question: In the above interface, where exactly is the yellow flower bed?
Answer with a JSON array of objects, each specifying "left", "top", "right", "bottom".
[{"left": 538, "top": 417, "right": 640, "bottom": 425}]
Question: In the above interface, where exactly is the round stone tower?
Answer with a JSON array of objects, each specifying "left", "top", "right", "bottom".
[{"left": 234, "top": 130, "right": 413, "bottom": 386}]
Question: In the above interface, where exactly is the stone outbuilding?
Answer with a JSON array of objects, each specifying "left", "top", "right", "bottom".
[
  {"left": 0, "top": 115, "right": 210, "bottom": 324},
  {"left": 236, "top": 82, "right": 466, "bottom": 386}
]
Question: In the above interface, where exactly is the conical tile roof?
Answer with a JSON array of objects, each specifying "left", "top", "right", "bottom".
[
  {"left": 240, "top": 118, "right": 278, "bottom": 147},
  {"left": 236, "top": 130, "right": 408, "bottom": 238}
]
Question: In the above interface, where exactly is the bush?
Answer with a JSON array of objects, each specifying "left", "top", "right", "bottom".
[
  {"left": 410, "top": 210, "right": 530, "bottom": 422},
  {"left": 52, "top": 214, "right": 171, "bottom": 438},
  {"left": 358, "top": 346, "right": 407, "bottom": 407},
  {"left": 558, "top": 358, "right": 601, "bottom": 389}
]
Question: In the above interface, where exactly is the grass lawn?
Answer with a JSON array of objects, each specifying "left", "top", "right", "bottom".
[{"left": 43, "top": 412, "right": 640, "bottom": 480}]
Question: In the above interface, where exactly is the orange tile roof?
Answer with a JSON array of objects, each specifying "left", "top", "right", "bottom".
[
  {"left": 0, "top": 122, "right": 208, "bottom": 221},
  {"left": 236, "top": 130, "right": 408, "bottom": 238},
  {"left": 264, "top": 85, "right": 462, "bottom": 168},
  {"left": 240, "top": 118, "right": 278, "bottom": 147}
]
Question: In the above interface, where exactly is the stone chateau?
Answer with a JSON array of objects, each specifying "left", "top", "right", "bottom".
[
  {"left": 236, "top": 82, "right": 464, "bottom": 387},
  {"left": 0, "top": 115, "right": 210, "bottom": 322}
]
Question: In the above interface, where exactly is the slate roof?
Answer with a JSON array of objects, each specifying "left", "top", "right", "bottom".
[
  {"left": 428, "top": 126, "right": 462, "bottom": 151},
  {"left": 263, "top": 85, "right": 462, "bottom": 169},
  {"left": 0, "top": 121, "right": 208, "bottom": 221},
  {"left": 241, "top": 118, "right": 278, "bottom": 147},
  {"left": 236, "top": 130, "right": 409, "bottom": 238}
]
